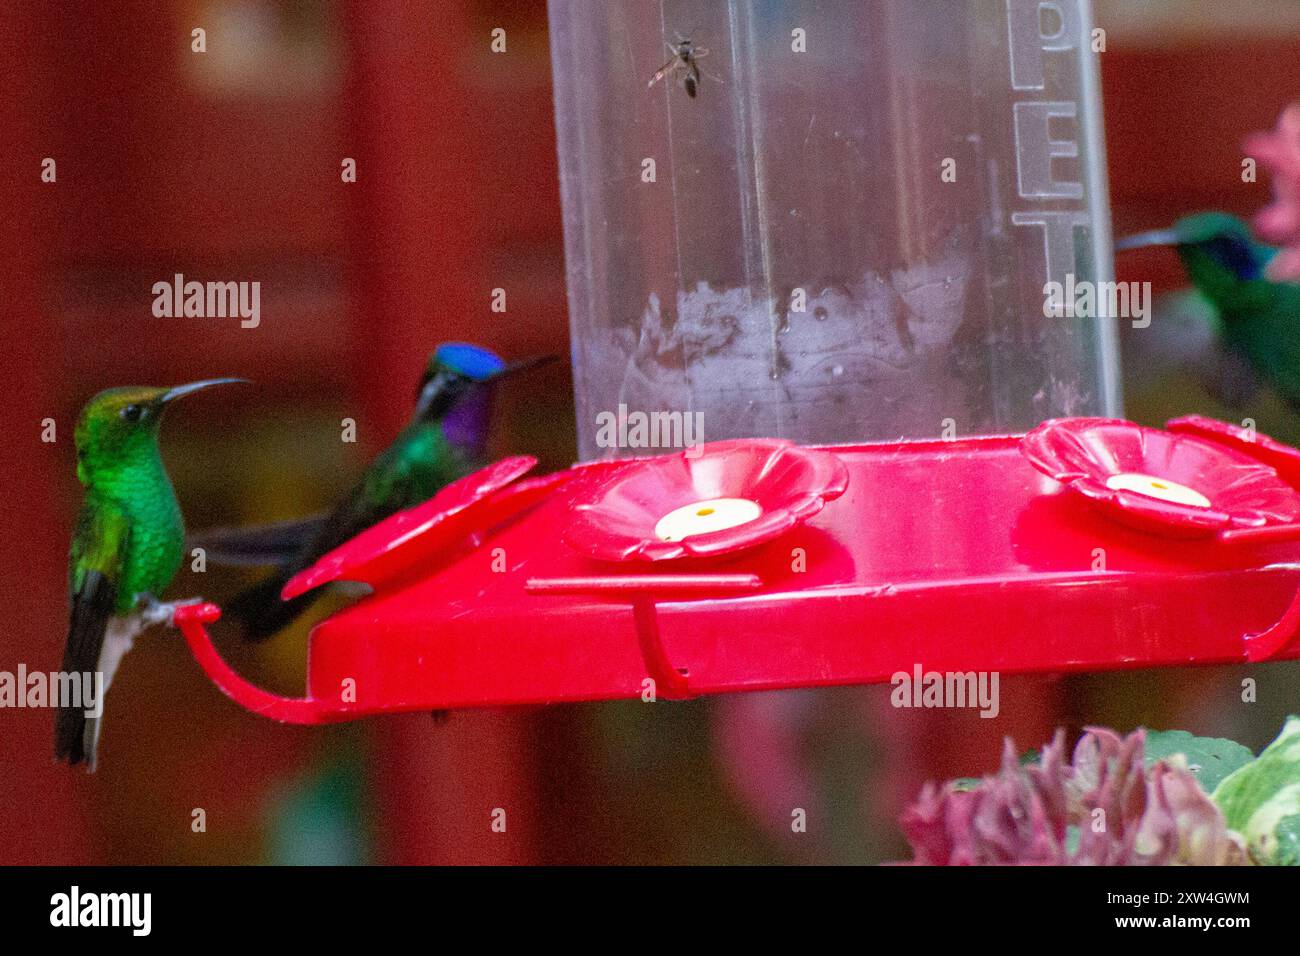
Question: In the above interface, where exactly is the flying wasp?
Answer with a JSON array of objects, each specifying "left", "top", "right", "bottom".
[{"left": 648, "top": 33, "right": 715, "bottom": 99}]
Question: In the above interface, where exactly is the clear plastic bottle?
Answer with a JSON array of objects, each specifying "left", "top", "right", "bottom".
[{"left": 549, "top": 0, "right": 1118, "bottom": 459}]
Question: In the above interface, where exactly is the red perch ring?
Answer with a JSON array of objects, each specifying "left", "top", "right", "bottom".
[
  {"left": 562, "top": 438, "right": 849, "bottom": 561},
  {"left": 1020, "top": 417, "right": 1300, "bottom": 538}
]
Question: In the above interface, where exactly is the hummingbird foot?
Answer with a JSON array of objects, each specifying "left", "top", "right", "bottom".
[{"left": 134, "top": 593, "right": 205, "bottom": 629}]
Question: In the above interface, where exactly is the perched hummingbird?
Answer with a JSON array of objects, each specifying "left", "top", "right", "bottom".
[
  {"left": 204, "top": 343, "right": 552, "bottom": 642},
  {"left": 1115, "top": 211, "right": 1300, "bottom": 409},
  {"left": 56, "top": 378, "right": 245, "bottom": 771}
]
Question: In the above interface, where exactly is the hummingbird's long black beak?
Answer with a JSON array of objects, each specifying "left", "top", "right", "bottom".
[
  {"left": 413, "top": 355, "right": 556, "bottom": 419},
  {"left": 1114, "top": 228, "right": 1182, "bottom": 252},
  {"left": 484, "top": 354, "right": 558, "bottom": 383},
  {"left": 160, "top": 378, "right": 249, "bottom": 403}
]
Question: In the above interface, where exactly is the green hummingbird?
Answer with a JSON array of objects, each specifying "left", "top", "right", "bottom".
[
  {"left": 56, "top": 378, "right": 245, "bottom": 771},
  {"left": 1115, "top": 211, "right": 1300, "bottom": 409},
  {"left": 202, "top": 343, "right": 552, "bottom": 642}
]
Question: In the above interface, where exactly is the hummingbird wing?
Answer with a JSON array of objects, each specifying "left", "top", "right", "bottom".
[
  {"left": 1203, "top": 342, "right": 1265, "bottom": 409},
  {"left": 1129, "top": 289, "right": 1222, "bottom": 371},
  {"left": 55, "top": 501, "right": 128, "bottom": 767},
  {"left": 186, "top": 514, "right": 330, "bottom": 567},
  {"left": 225, "top": 453, "right": 444, "bottom": 642},
  {"left": 306, "top": 452, "right": 439, "bottom": 555},
  {"left": 1218, "top": 292, "right": 1300, "bottom": 410}
]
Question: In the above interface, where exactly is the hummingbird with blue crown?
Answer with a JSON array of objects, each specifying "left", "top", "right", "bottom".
[{"left": 199, "top": 343, "right": 553, "bottom": 641}]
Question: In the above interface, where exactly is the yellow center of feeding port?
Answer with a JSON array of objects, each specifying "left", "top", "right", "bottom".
[
  {"left": 1105, "top": 472, "right": 1211, "bottom": 508},
  {"left": 654, "top": 497, "right": 763, "bottom": 542}
]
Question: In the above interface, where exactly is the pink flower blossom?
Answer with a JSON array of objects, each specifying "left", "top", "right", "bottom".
[
  {"left": 899, "top": 728, "right": 1248, "bottom": 865},
  {"left": 1245, "top": 104, "right": 1300, "bottom": 280}
]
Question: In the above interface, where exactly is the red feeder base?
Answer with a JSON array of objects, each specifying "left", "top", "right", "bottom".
[{"left": 174, "top": 418, "right": 1300, "bottom": 724}]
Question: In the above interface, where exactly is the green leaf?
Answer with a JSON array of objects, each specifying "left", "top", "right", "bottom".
[
  {"left": 1212, "top": 717, "right": 1300, "bottom": 865},
  {"left": 1142, "top": 728, "right": 1255, "bottom": 793},
  {"left": 951, "top": 778, "right": 981, "bottom": 792},
  {"left": 1273, "top": 814, "right": 1300, "bottom": 867}
]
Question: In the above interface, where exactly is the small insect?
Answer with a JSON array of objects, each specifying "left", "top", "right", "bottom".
[{"left": 648, "top": 33, "right": 714, "bottom": 99}]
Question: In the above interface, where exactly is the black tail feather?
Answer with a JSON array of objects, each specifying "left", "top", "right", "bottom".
[
  {"left": 54, "top": 695, "right": 88, "bottom": 766},
  {"left": 224, "top": 572, "right": 317, "bottom": 643},
  {"left": 186, "top": 514, "right": 329, "bottom": 568},
  {"left": 56, "top": 570, "right": 115, "bottom": 766}
]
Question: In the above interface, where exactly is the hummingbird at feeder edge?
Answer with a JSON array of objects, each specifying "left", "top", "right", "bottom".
[
  {"left": 196, "top": 343, "right": 554, "bottom": 643},
  {"left": 56, "top": 378, "right": 246, "bottom": 771},
  {"left": 1115, "top": 211, "right": 1300, "bottom": 410}
]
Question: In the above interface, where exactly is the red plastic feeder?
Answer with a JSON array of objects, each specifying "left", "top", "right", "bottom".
[
  {"left": 563, "top": 439, "right": 848, "bottom": 562},
  {"left": 173, "top": 416, "right": 1300, "bottom": 724}
]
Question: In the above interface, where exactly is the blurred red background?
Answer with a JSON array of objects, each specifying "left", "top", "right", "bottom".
[{"left": 2, "top": 1, "right": 1299, "bottom": 865}]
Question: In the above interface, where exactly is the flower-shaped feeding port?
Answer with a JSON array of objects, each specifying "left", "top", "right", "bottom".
[
  {"left": 1166, "top": 415, "right": 1300, "bottom": 488},
  {"left": 283, "top": 455, "right": 569, "bottom": 598},
  {"left": 1020, "top": 417, "right": 1300, "bottom": 539},
  {"left": 562, "top": 439, "right": 849, "bottom": 561}
]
